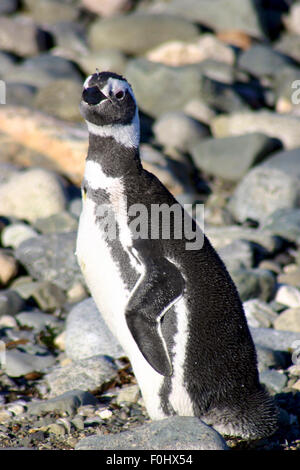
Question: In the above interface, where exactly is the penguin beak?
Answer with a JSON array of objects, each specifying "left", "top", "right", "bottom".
[{"left": 82, "top": 86, "right": 107, "bottom": 106}]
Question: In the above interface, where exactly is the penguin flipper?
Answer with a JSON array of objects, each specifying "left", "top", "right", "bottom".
[{"left": 125, "top": 249, "right": 185, "bottom": 377}]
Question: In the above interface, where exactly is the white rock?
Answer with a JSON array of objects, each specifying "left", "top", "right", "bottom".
[
  {"left": 81, "top": 0, "right": 132, "bottom": 17},
  {"left": 1, "top": 223, "right": 38, "bottom": 249},
  {"left": 0, "top": 168, "right": 67, "bottom": 223},
  {"left": 275, "top": 285, "right": 300, "bottom": 308}
]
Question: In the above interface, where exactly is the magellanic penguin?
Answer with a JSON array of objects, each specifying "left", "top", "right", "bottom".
[{"left": 76, "top": 71, "right": 278, "bottom": 439}]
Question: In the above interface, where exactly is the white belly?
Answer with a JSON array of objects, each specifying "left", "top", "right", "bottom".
[{"left": 76, "top": 195, "right": 166, "bottom": 419}]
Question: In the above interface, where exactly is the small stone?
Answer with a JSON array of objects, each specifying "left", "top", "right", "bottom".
[
  {"left": 75, "top": 416, "right": 228, "bottom": 450},
  {"left": 81, "top": 0, "right": 132, "bottom": 17},
  {"left": 0, "top": 0, "right": 18, "bottom": 14},
  {"left": 292, "top": 379, "right": 300, "bottom": 391},
  {"left": 288, "top": 364, "right": 300, "bottom": 376},
  {"left": 259, "top": 369, "right": 288, "bottom": 394},
  {"left": 77, "top": 49, "right": 127, "bottom": 77},
  {"left": 217, "top": 240, "right": 254, "bottom": 273},
  {"left": 0, "top": 168, "right": 67, "bottom": 223},
  {"left": 0, "top": 250, "right": 18, "bottom": 286},
  {"left": 27, "top": 390, "right": 97, "bottom": 417},
  {"left": 16, "top": 310, "right": 62, "bottom": 331},
  {"left": 0, "top": 315, "right": 17, "bottom": 328},
  {"left": 231, "top": 268, "right": 276, "bottom": 302},
  {"left": 115, "top": 385, "right": 140, "bottom": 405},
  {"left": 250, "top": 327, "right": 300, "bottom": 353},
  {"left": 275, "top": 285, "right": 300, "bottom": 308},
  {"left": 1, "top": 224, "right": 38, "bottom": 249},
  {"left": 153, "top": 112, "right": 209, "bottom": 152},
  {"left": 44, "top": 355, "right": 118, "bottom": 398},
  {"left": 217, "top": 30, "right": 252, "bottom": 50},
  {"left": 190, "top": 133, "right": 282, "bottom": 182},
  {"left": 183, "top": 99, "right": 216, "bottom": 125},
  {"left": 15, "top": 232, "right": 84, "bottom": 291},
  {"left": 258, "top": 260, "right": 282, "bottom": 275},
  {"left": 66, "top": 281, "right": 88, "bottom": 304},
  {"left": 278, "top": 269, "right": 300, "bottom": 287},
  {"left": 96, "top": 409, "right": 112, "bottom": 420},
  {"left": 13, "top": 280, "right": 66, "bottom": 312},
  {"left": 7, "top": 403, "right": 25, "bottom": 416},
  {"left": 0, "top": 410, "right": 12, "bottom": 423},
  {"left": 46, "top": 423, "right": 66, "bottom": 436},
  {"left": 54, "top": 331, "right": 65, "bottom": 351},
  {"left": 243, "top": 299, "right": 277, "bottom": 328},
  {"left": 274, "top": 308, "right": 300, "bottom": 333},
  {"left": 256, "top": 345, "right": 288, "bottom": 373},
  {"left": 0, "top": 16, "right": 50, "bottom": 57},
  {"left": 0, "top": 289, "right": 24, "bottom": 316},
  {"left": 24, "top": 0, "right": 79, "bottom": 24},
  {"left": 71, "top": 415, "right": 84, "bottom": 431},
  {"left": 4, "top": 349, "right": 56, "bottom": 378},
  {"left": 283, "top": 2, "right": 300, "bottom": 35},
  {"left": 88, "top": 13, "right": 199, "bottom": 55},
  {"left": 65, "top": 298, "right": 124, "bottom": 361},
  {"left": 34, "top": 80, "right": 82, "bottom": 122}
]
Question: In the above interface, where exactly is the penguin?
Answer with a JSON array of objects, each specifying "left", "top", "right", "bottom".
[{"left": 76, "top": 71, "right": 278, "bottom": 439}]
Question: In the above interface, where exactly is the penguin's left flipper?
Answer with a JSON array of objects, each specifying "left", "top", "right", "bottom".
[{"left": 125, "top": 244, "right": 185, "bottom": 377}]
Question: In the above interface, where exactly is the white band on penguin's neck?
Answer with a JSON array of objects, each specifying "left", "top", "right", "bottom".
[{"left": 86, "top": 108, "right": 140, "bottom": 149}]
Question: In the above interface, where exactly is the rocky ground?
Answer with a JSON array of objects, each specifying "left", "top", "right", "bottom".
[{"left": 0, "top": 0, "right": 300, "bottom": 451}]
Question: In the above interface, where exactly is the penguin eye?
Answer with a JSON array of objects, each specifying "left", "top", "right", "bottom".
[{"left": 115, "top": 90, "right": 125, "bottom": 100}]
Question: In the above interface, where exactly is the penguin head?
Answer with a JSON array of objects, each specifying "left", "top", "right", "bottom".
[{"left": 80, "top": 71, "right": 137, "bottom": 128}]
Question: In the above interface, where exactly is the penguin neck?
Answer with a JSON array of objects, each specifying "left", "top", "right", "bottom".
[{"left": 86, "top": 113, "right": 142, "bottom": 178}]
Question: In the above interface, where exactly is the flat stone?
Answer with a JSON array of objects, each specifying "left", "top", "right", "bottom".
[
  {"left": 274, "top": 308, "right": 300, "bottom": 333},
  {"left": 278, "top": 269, "right": 300, "bottom": 287},
  {"left": 75, "top": 416, "right": 228, "bottom": 450},
  {"left": 115, "top": 385, "right": 140, "bottom": 405},
  {"left": 16, "top": 310, "right": 62, "bottom": 332},
  {"left": 238, "top": 44, "right": 296, "bottom": 79},
  {"left": 250, "top": 326, "right": 300, "bottom": 352},
  {"left": 0, "top": 168, "right": 68, "bottom": 223},
  {"left": 275, "top": 285, "right": 300, "bottom": 308},
  {"left": 227, "top": 166, "right": 300, "bottom": 224},
  {"left": 65, "top": 298, "right": 125, "bottom": 360},
  {"left": 212, "top": 111, "right": 300, "bottom": 150},
  {"left": 4, "top": 349, "right": 56, "bottom": 378},
  {"left": 33, "top": 211, "right": 78, "bottom": 234},
  {"left": 205, "top": 225, "right": 280, "bottom": 253},
  {"left": 243, "top": 299, "right": 278, "bottom": 328},
  {"left": 23, "top": 0, "right": 79, "bottom": 24},
  {"left": 0, "top": 289, "right": 24, "bottom": 316},
  {"left": 1, "top": 224, "right": 38, "bottom": 250},
  {"left": 261, "top": 208, "right": 300, "bottom": 244},
  {"left": 82, "top": 0, "right": 132, "bottom": 17},
  {"left": 255, "top": 345, "right": 288, "bottom": 373},
  {"left": 77, "top": 49, "right": 127, "bottom": 77},
  {"left": 27, "top": 389, "right": 97, "bottom": 416},
  {"left": 259, "top": 369, "right": 288, "bottom": 394},
  {"left": 88, "top": 13, "right": 199, "bottom": 55},
  {"left": 230, "top": 268, "right": 276, "bottom": 302},
  {"left": 16, "top": 232, "right": 84, "bottom": 291},
  {"left": 160, "top": 0, "right": 266, "bottom": 39},
  {"left": 190, "top": 133, "right": 282, "bottom": 181},
  {"left": 217, "top": 240, "right": 254, "bottom": 273},
  {"left": 44, "top": 355, "right": 118, "bottom": 398},
  {"left": 153, "top": 112, "right": 209, "bottom": 152}
]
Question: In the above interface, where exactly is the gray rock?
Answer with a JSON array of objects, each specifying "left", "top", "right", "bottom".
[
  {"left": 33, "top": 211, "right": 78, "bottom": 234},
  {"left": 0, "top": 0, "right": 18, "bottom": 14},
  {"left": 261, "top": 208, "right": 300, "bottom": 244},
  {"left": 16, "top": 231, "right": 84, "bottom": 291},
  {"left": 250, "top": 326, "right": 300, "bottom": 352},
  {"left": 33, "top": 79, "right": 82, "bottom": 122},
  {"left": 153, "top": 112, "right": 210, "bottom": 152},
  {"left": 217, "top": 240, "right": 254, "bottom": 273},
  {"left": 27, "top": 389, "right": 97, "bottom": 416},
  {"left": 5, "top": 83, "right": 37, "bottom": 108},
  {"left": 238, "top": 44, "right": 296, "bottom": 79},
  {"left": 88, "top": 13, "right": 199, "bottom": 55},
  {"left": 243, "top": 299, "right": 278, "bottom": 328},
  {"left": 256, "top": 345, "right": 288, "bottom": 373},
  {"left": 190, "top": 133, "right": 282, "bottom": 181},
  {"left": 75, "top": 416, "right": 228, "bottom": 450},
  {"left": 4, "top": 349, "right": 56, "bottom": 378},
  {"left": 23, "top": 0, "right": 79, "bottom": 24},
  {"left": 16, "top": 310, "right": 62, "bottom": 331},
  {"left": 259, "top": 369, "right": 288, "bottom": 394},
  {"left": 1, "top": 223, "right": 38, "bottom": 249},
  {"left": 44, "top": 355, "right": 118, "bottom": 397},
  {"left": 14, "top": 280, "right": 66, "bottom": 311},
  {"left": 126, "top": 59, "right": 246, "bottom": 118},
  {"left": 115, "top": 384, "right": 140, "bottom": 405},
  {"left": 0, "top": 168, "right": 68, "bottom": 223},
  {"left": 205, "top": 225, "right": 280, "bottom": 254},
  {"left": 159, "top": 0, "right": 266, "bottom": 39},
  {"left": 231, "top": 268, "right": 276, "bottom": 302},
  {"left": 274, "top": 33, "right": 300, "bottom": 64},
  {"left": 65, "top": 298, "right": 125, "bottom": 360},
  {"left": 48, "top": 21, "right": 88, "bottom": 57},
  {"left": 77, "top": 49, "right": 127, "bottom": 77},
  {"left": 228, "top": 166, "right": 300, "bottom": 224},
  {"left": 0, "top": 16, "right": 50, "bottom": 57},
  {"left": 68, "top": 198, "right": 82, "bottom": 219},
  {"left": 0, "top": 289, "right": 24, "bottom": 317},
  {"left": 212, "top": 111, "right": 300, "bottom": 150}
]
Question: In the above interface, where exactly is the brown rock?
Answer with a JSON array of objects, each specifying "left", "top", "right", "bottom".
[
  {"left": 217, "top": 30, "right": 252, "bottom": 50},
  {"left": 0, "top": 250, "right": 18, "bottom": 286},
  {"left": 278, "top": 269, "right": 300, "bottom": 288},
  {"left": 0, "top": 106, "right": 87, "bottom": 185}
]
